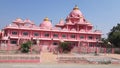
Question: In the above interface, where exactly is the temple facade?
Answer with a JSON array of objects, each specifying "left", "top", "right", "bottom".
[{"left": 0, "top": 6, "right": 102, "bottom": 52}]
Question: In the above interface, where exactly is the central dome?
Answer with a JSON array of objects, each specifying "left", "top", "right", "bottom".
[
  {"left": 69, "top": 5, "right": 83, "bottom": 18},
  {"left": 39, "top": 17, "right": 52, "bottom": 29}
]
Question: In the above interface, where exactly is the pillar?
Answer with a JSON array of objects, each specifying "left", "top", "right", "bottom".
[
  {"left": 78, "top": 41, "right": 81, "bottom": 53},
  {"left": 77, "top": 25, "right": 79, "bottom": 31},
  {"left": 112, "top": 48, "right": 114, "bottom": 54},
  {"left": 87, "top": 42, "right": 89, "bottom": 53},
  {"left": 104, "top": 47, "right": 106, "bottom": 54},
  {"left": 7, "top": 40, "right": 10, "bottom": 53},
  {"left": 17, "top": 38, "right": 20, "bottom": 46}
]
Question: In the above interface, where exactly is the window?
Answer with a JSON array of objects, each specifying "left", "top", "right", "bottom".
[
  {"left": 80, "top": 35, "right": 84, "bottom": 39},
  {"left": 23, "top": 32, "right": 28, "bottom": 36},
  {"left": 62, "top": 34, "right": 66, "bottom": 38},
  {"left": 53, "top": 34, "right": 58, "bottom": 38},
  {"left": 71, "top": 34, "right": 75, "bottom": 38},
  {"left": 53, "top": 42, "right": 58, "bottom": 45},
  {"left": 44, "top": 33, "right": 49, "bottom": 37},
  {"left": 12, "top": 31, "right": 17, "bottom": 35},
  {"left": 34, "top": 33, "right": 39, "bottom": 36},
  {"left": 10, "top": 40, "right": 17, "bottom": 44},
  {"left": 96, "top": 36, "right": 100, "bottom": 41},
  {"left": 88, "top": 36, "right": 93, "bottom": 40},
  {"left": 33, "top": 40, "right": 37, "bottom": 45},
  {"left": 89, "top": 43, "right": 93, "bottom": 47}
]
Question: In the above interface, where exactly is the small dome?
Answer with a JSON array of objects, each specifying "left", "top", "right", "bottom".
[
  {"left": 39, "top": 17, "right": 52, "bottom": 29},
  {"left": 24, "top": 19, "right": 32, "bottom": 23},
  {"left": 24, "top": 19, "right": 35, "bottom": 25},
  {"left": 13, "top": 18, "right": 24, "bottom": 24}
]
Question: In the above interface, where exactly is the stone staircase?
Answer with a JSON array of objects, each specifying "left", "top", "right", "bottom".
[
  {"left": 40, "top": 46, "right": 57, "bottom": 63},
  {"left": 41, "top": 52, "right": 57, "bottom": 63}
]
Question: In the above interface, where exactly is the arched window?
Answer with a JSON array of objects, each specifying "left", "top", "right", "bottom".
[
  {"left": 53, "top": 42, "right": 58, "bottom": 45},
  {"left": 12, "top": 31, "right": 17, "bottom": 35},
  {"left": 71, "top": 34, "right": 75, "bottom": 38},
  {"left": 53, "top": 34, "right": 58, "bottom": 38},
  {"left": 44, "top": 33, "right": 49, "bottom": 37},
  {"left": 34, "top": 32, "right": 39, "bottom": 36},
  {"left": 62, "top": 34, "right": 66, "bottom": 38},
  {"left": 88, "top": 36, "right": 93, "bottom": 40},
  {"left": 23, "top": 32, "right": 28, "bottom": 36},
  {"left": 80, "top": 35, "right": 84, "bottom": 39}
]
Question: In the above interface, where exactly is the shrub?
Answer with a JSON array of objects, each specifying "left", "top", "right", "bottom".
[
  {"left": 58, "top": 42, "right": 73, "bottom": 53},
  {"left": 20, "top": 41, "right": 32, "bottom": 53}
]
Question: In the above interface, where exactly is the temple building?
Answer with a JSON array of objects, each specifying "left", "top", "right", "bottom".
[{"left": 0, "top": 6, "right": 102, "bottom": 52}]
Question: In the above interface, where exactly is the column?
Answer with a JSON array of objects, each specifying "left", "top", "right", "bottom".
[
  {"left": 78, "top": 41, "right": 81, "bottom": 53},
  {"left": 87, "top": 42, "right": 89, "bottom": 53},
  {"left": 7, "top": 40, "right": 10, "bottom": 53},
  {"left": 84, "top": 26, "right": 87, "bottom": 32},
  {"left": 77, "top": 25, "right": 79, "bottom": 31},
  {"left": 112, "top": 48, "right": 114, "bottom": 54},
  {"left": 17, "top": 38, "right": 20, "bottom": 46}
]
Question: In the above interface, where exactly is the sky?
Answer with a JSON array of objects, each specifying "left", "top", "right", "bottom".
[{"left": 0, "top": 0, "right": 120, "bottom": 38}]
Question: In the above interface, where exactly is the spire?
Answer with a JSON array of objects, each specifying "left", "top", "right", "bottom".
[
  {"left": 73, "top": 5, "right": 79, "bottom": 10},
  {"left": 44, "top": 17, "right": 50, "bottom": 21}
]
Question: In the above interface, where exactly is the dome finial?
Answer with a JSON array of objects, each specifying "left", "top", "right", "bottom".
[
  {"left": 44, "top": 17, "right": 49, "bottom": 21},
  {"left": 73, "top": 5, "right": 79, "bottom": 10}
]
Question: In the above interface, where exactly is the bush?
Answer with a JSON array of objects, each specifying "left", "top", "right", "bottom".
[
  {"left": 20, "top": 41, "right": 32, "bottom": 53},
  {"left": 98, "top": 60, "right": 111, "bottom": 64},
  {"left": 58, "top": 42, "right": 73, "bottom": 53}
]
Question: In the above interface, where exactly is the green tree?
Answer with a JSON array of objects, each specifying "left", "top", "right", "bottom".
[
  {"left": 101, "top": 38, "right": 113, "bottom": 48},
  {"left": 108, "top": 23, "right": 120, "bottom": 47},
  {"left": 21, "top": 41, "right": 32, "bottom": 53},
  {"left": 58, "top": 42, "right": 73, "bottom": 53},
  {"left": 101, "top": 38, "right": 108, "bottom": 47}
]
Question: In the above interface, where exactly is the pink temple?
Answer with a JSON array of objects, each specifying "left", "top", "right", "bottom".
[{"left": 0, "top": 5, "right": 102, "bottom": 53}]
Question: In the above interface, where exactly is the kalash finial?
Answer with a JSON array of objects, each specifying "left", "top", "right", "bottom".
[
  {"left": 44, "top": 17, "right": 49, "bottom": 21},
  {"left": 73, "top": 5, "right": 79, "bottom": 10}
]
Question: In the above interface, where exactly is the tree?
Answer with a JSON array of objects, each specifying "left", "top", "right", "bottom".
[
  {"left": 58, "top": 42, "right": 73, "bottom": 53},
  {"left": 101, "top": 38, "right": 109, "bottom": 47},
  {"left": 20, "top": 41, "right": 32, "bottom": 53},
  {"left": 108, "top": 23, "right": 120, "bottom": 47}
]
